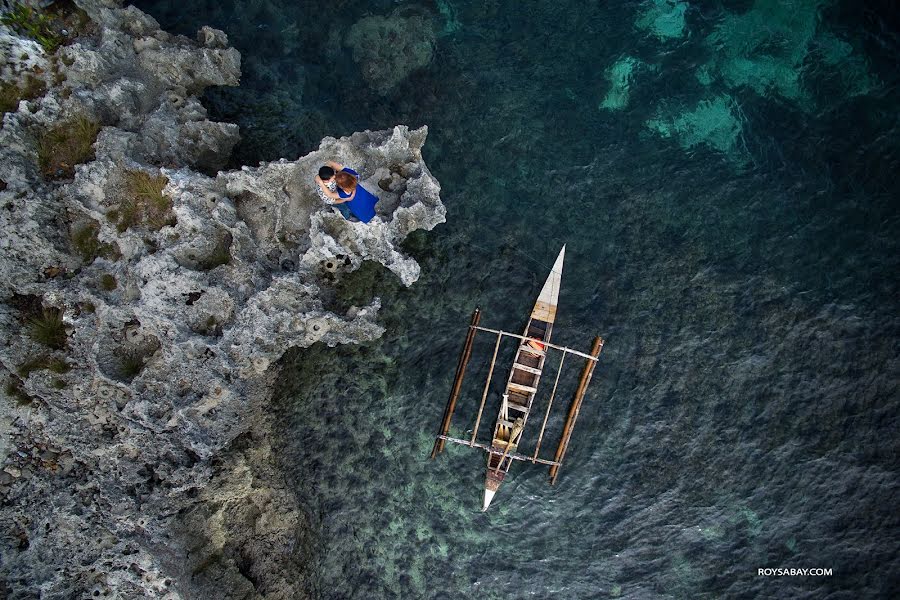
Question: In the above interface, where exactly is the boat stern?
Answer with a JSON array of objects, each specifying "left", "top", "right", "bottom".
[{"left": 482, "top": 488, "right": 496, "bottom": 511}]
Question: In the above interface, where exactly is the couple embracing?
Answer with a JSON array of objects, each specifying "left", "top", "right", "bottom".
[{"left": 314, "top": 161, "right": 379, "bottom": 223}]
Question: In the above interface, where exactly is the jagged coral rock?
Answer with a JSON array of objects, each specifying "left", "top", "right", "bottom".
[{"left": 0, "top": 1, "right": 444, "bottom": 598}]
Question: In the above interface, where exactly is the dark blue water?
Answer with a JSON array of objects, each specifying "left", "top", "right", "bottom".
[{"left": 134, "top": 1, "right": 900, "bottom": 597}]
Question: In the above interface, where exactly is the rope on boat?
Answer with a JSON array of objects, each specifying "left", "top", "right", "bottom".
[
  {"left": 461, "top": 237, "right": 564, "bottom": 317},
  {"left": 464, "top": 238, "right": 562, "bottom": 277}
]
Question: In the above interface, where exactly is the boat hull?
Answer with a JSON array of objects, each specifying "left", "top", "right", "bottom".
[{"left": 482, "top": 246, "right": 565, "bottom": 510}]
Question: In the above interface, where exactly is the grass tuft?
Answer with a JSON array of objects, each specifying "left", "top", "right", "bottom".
[
  {"left": 120, "top": 354, "right": 145, "bottom": 381},
  {"left": 100, "top": 274, "right": 117, "bottom": 291},
  {"left": 71, "top": 221, "right": 119, "bottom": 264},
  {"left": 27, "top": 307, "right": 67, "bottom": 350},
  {"left": 18, "top": 354, "right": 71, "bottom": 378},
  {"left": 1, "top": 3, "right": 63, "bottom": 52},
  {"left": 0, "top": 76, "right": 46, "bottom": 115},
  {"left": 116, "top": 170, "right": 176, "bottom": 232},
  {"left": 1, "top": 2, "right": 95, "bottom": 54},
  {"left": 5, "top": 377, "right": 33, "bottom": 405},
  {"left": 38, "top": 115, "right": 100, "bottom": 180}
]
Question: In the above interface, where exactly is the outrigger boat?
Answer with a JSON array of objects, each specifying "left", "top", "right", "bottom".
[{"left": 431, "top": 246, "right": 605, "bottom": 510}]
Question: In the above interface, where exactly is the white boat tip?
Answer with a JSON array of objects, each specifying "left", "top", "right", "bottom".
[
  {"left": 552, "top": 246, "right": 566, "bottom": 272},
  {"left": 482, "top": 489, "right": 496, "bottom": 511}
]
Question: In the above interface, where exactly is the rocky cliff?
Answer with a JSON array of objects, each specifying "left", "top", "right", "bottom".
[{"left": 0, "top": 1, "right": 445, "bottom": 598}]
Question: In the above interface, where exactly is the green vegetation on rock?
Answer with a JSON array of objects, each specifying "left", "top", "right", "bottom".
[
  {"left": 100, "top": 274, "right": 117, "bottom": 291},
  {"left": 27, "top": 307, "right": 67, "bottom": 350},
  {"left": 1, "top": 2, "right": 94, "bottom": 53},
  {"left": 116, "top": 170, "right": 175, "bottom": 232},
  {"left": 18, "top": 354, "right": 71, "bottom": 378},
  {"left": 0, "top": 75, "right": 47, "bottom": 115},
  {"left": 5, "top": 377, "right": 33, "bottom": 405},
  {"left": 71, "top": 220, "right": 119, "bottom": 264},
  {"left": 1, "top": 3, "right": 64, "bottom": 52},
  {"left": 119, "top": 353, "right": 145, "bottom": 381},
  {"left": 38, "top": 115, "right": 100, "bottom": 180}
]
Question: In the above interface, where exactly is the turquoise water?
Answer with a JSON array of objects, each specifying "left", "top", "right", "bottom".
[{"left": 134, "top": 1, "right": 899, "bottom": 597}]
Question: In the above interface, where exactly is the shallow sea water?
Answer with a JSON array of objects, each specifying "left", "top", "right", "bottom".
[{"left": 134, "top": 1, "right": 900, "bottom": 597}]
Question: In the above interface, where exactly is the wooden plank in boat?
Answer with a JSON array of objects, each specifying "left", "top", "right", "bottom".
[
  {"left": 513, "top": 363, "right": 543, "bottom": 375},
  {"left": 517, "top": 353, "right": 541, "bottom": 368},
  {"left": 530, "top": 246, "right": 564, "bottom": 323},
  {"left": 519, "top": 345, "right": 545, "bottom": 357},
  {"left": 527, "top": 322, "right": 548, "bottom": 339},
  {"left": 531, "top": 301, "right": 557, "bottom": 323},
  {"left": 508, "top": 382, "right": 538, "bottom": 394},
  {"left": 508, "top": 391, "right": 529, "bottom": 405},
  {"left": 511, "top": 370, "right": 536, "bottom": 387}
]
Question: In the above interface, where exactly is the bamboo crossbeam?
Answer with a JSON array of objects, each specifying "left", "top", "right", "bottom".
[
  {"left": 531, "top": 351, "right": 566, "bottom": 463},
  {"left": 471, "top": 326, "right": 600, "bottom": 362},
  {"left": 431, "top": 308, "right": 481, "bottom": 458},
  {"left": 437, "top": 435, "right": 560, "bottom": 467},
  {"left": 470, "top": 334, "right": 502, "bottom": 446},
  {"left": 549, "top": 336, "right": 604, "bottom": 484}
]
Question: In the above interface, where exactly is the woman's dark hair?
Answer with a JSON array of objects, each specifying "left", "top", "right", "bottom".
[
  {"left": 335, "top": 171, "right": 358, "bottom": 191},
  {"left": 319, "top": 166, "right": 335, "bottom": 179}
]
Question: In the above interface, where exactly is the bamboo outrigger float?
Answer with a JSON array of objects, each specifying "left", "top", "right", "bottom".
[{"left": 430, "top": 246, "right": 604, "bottom": 510}]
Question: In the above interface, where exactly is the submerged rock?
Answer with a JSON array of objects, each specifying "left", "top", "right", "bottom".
[
  {"left": 0, "top": 1, "right": 444, "bottom": 598},
  {"left": 344, "top": 8, "right": 436, "bottom": 96}
]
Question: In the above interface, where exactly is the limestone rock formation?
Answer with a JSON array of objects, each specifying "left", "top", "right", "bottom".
[{"left": 0, "top": 1, "right": 445, "bottom": 598}]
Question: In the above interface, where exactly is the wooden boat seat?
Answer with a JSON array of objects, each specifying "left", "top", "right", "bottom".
[
  {"left": 527, "top": 325, "right": 547, "bottom": 339},
  {"left": 514, "top": 363, "right": 543, "bottom": 375},
  {"left": 508, "top": 382, "right": 537, "bottom": 395},
  {"left": 508, "top": 391, "right": 529, "bottom": 404},
  {"left": 511, "top": 370, "right": 536, "bottom": 387},
  {"left": 517, "top": 353, "right": 541, "bottom": 369},
  {"left": 520, "top": 344, "right": 545, "bottom": 357}
]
